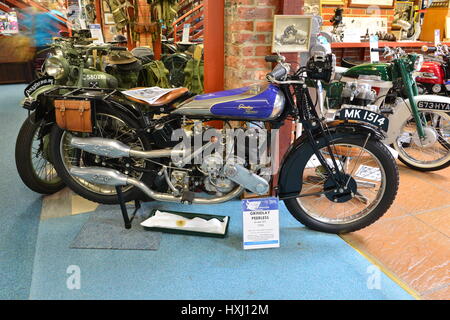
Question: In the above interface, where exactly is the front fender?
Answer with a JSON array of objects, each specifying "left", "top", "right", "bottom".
[
  {"left": 384, "top": 94, "right": 450, "bottom": 144},
  {"left": 277, "top": 121, "right": 383, "bottom": 198},
  {"left": 21, "top": 85, "right": 58, "bottom": 123}
]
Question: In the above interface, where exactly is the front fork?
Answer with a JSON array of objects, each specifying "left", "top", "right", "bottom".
[{"left": 399, "top": 60, "right": 426, "bottom": 138}]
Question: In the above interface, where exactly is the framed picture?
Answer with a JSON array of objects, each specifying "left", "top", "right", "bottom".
[
  {"left": 104, "top": 13, "right": 115, "bottom": 25},
  {"left": 272, "top": 15, "right": 313, "bottom": 53},
  {"left": 349, "top": 0, "right": 395, "bottom": 8},
  {"left": 102, "top": 0, "right": 111, "bottom": 13},
  {"left": 304, "top": 0, "right": 322, "bottom": 16},
  {"left": 392, "top": 1, "right": 414, "bottom": 29}
]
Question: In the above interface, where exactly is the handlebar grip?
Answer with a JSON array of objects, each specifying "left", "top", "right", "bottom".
[
  {"left": 423, "top": 46, "right": 437, "bottom": 53},
  {"left": 370, "top": 48, "right": 385, "bottom": 53},
  {"left": 267, "top": 64, "right": 287, "bottom": 80},
  {"left": 265, "top": 55, "right": 281, "bottom": 63},
  {"left": 109, "top": 46, "right": 127, "bottom": 51}
]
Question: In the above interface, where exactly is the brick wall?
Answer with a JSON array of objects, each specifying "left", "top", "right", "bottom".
[{"left": 224, "top": 0, "right": 279, "bottom": 89}]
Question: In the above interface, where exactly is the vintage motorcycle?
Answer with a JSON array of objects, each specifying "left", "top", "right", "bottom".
[
  {"left": 45, "top": 53, "right": 400, "bottom": 234},
  {"left": 15, "top": 38, "right": 151, "bottom": 194},
  {"left": 416, "top": 43, "right": 450, "bottom": 95},
  {"left": 328, "top": 46, "right": 450, "bottom": 171}
]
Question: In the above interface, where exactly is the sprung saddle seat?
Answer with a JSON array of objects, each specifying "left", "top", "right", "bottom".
[{"left": 125, "top": 87, "right": 189, "bottom": 106}]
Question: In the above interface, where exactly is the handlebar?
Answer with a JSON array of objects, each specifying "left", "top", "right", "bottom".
[
  {"left": 82, "top": 45, "right": 127, "bottom": 52},
  {"left": 267, "top": 64, "right": 288, "bottom": 80},
  {"left": 265, "top": 55, "right": 284, "bottom": 63},
  {"left": 421, "top": 44, "right": 449, "bottom": 56},
  {"left": 370, "top": 48, "right": 385, "bottom": 53}
]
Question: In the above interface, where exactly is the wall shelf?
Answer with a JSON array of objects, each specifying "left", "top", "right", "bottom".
[{"left": 332, "top": 41, "right": 450, "bottom": 48}]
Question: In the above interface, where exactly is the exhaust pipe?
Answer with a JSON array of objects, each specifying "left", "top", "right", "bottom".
[
  {"left": 70, "top": 137, "right": 183, "bottom": 159},
  {"left": 69, "top": 166, "right": 244, "bottom": 204}
]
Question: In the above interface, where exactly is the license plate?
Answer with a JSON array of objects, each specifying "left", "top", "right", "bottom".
[
  {"left": 338, "top": 108, "right": 389, "bottom": 131},
  {"left": 417, "top": 100, "right": 450, "bottom": 111},
  {"left": 24, "top": 76, "right": 55, "bottom": 97}
]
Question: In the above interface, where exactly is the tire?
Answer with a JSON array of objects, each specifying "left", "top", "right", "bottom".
[
  {"left": 393, "top": 111, "right": 450, "bottom": 172},
  {"left": 15, "top": 113, "right": 65, "bottom": 194},
  {"left": 50, "top": 104, "right": 154, "bottom": 204},
  {"left": 283, "top": 136, "right": 399, "bottom": 234}
]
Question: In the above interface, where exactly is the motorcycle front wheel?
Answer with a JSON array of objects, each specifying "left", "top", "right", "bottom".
[
  {"left": 393, "top": 111, "right": 450, "bottom": 171},
  {"left": 283, "top": 136, "right": 399, "bottom": 234},
  {"left": 15, "top": 113, "right": 65, "bottom": 194},
  {"left": 50, "top": 104, "right": 155, "bottom": 204}
]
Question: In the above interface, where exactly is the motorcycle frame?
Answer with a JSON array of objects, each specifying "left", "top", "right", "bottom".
[{"left": 395, "top": 56, "right": 426, "bottom": 138}]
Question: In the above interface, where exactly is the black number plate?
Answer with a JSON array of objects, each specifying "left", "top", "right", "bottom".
[
  {"left": 417, "top": 100, "right": 450, "bottom": 111},
  {"left": 24, "top": 76, "right": 55, "bottom": 97},
  {"left": 339, "top": 108, "right": 389, "bottom": 131}
]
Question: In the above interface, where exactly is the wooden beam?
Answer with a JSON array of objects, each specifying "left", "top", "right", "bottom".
[
  {"left": 95, "top": 0, "right": 103, "bottom": 24},
  {"left": 203, "top": 0, "right": 224, "bottom": 93},
  {"left": 0, "top": 3, "right": 12, "bottom": 12}
]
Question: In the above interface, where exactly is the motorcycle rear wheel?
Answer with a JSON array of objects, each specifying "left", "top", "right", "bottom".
[
  {"left": 50, "top": 104, "right": 154, "bottom": 204},
  {"left": 283, "top": 136, "right": 399, "bottom": 234}
]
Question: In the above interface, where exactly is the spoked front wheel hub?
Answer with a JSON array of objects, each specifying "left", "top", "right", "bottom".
[
  {"left": 412, "top": 126, "right": 438, "bottom": 148},
  {"left": 324, "top": 174, "right": 357, "bottom": 203}
]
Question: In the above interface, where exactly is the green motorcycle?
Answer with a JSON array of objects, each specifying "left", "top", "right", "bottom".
[
  {"left": 326, "top": 46, "right": 450, "bottom": 171},
  {"left": 15, "top": 38, "right": 148, "bottom": 194}
]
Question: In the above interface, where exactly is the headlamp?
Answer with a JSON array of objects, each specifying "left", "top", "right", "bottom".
[{"left": 44, "top": 56, "right": 68, "bottom": 80}]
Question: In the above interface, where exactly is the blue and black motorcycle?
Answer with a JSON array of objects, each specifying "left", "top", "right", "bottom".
[{"left": 47, "top": 53, "right": 399, "bottom": 234}]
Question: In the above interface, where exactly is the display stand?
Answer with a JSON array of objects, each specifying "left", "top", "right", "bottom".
[{"left": 115, "top": 186, "right": 141, "bottom": 229}]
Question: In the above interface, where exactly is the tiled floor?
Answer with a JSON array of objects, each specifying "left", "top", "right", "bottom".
[{"left": 342, "top": 163, "right": 450, "bottom": 300}]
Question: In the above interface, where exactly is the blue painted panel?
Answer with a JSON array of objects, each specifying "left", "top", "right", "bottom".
[{"left": 210, "top": 84, "right": 280, "bottom": 119}]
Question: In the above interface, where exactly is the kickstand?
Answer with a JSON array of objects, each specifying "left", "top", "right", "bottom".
[{"left": 115, "top": 186, "right": 141, "bottom": 229}]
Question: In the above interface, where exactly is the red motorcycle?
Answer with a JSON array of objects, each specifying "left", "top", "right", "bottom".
[{"left": 416, "top": 44, "right": 450, "bottom": 95}]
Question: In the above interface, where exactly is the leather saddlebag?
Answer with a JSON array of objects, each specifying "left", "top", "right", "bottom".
[{"left": 54, "top": 100, "right": 92, "bottom": 133}]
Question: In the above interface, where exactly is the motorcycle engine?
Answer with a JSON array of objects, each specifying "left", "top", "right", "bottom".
[
  {"left": 200, "top": 154, "right": 240, "bottom": 194},
  {"left": 341, "top": 81, "right": 377, "bottom": 106},
  {"left": 338, "top": 81, "right": 380, "bottom": 113},
  {"left": 162, "top": 123, "right": 271, "bottom": 196}
]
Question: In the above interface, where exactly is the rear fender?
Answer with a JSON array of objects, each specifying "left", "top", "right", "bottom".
[
  {"left": 277, "top": 121, "right": 383, "bottom": 198},
  {"left": 384, "top": 94, "right": 450, "bottom": 144}
]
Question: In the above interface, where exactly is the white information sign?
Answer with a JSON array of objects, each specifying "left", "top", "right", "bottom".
[
  {"left": 182, "top": 23, "right": 191, "bottom": 43},
  {"left": 242, "top": 198, "right": 280, "bottom": 250},
  {"left": 370, "top": 35, "right": 380, "bottom": 63},
  {"left": 435, "top": 29, "right": 441, "bottom": 46},
  {"left": 89, "top": 24, "right": 104, "bottom": 44}
]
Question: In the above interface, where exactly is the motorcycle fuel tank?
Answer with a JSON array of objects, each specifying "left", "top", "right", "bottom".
[
  {"left": 172, "top": 84, "right": 285, "bottom": 120},
  {"left": 343, "top": 63, "right": 392, "bottom": 81},
  {"left": 80, "top": 69, "right": 119, "bottom": 88},
  {"left": 416, "top": 61, "right": 444, "bottom": 84}
]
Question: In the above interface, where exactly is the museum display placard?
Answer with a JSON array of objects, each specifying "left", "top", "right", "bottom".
[{"left": 242, "top": 198, "right": 280, "bottom": 250}]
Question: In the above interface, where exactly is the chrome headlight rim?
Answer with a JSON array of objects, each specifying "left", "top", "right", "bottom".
[{"left": 44, "top": 56, "right": 69, "bottom": 80}]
